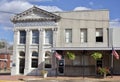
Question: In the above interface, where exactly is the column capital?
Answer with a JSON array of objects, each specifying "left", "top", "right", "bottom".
[
  {"left": 52, "top": 27, "right": 58, "bottom": 31},
  {"left": 25, "top": 29, "right": 30, "bottom": 32},
  {"left": 13, "top": 29, "right": 19, "bottom": 32},
  {"left": 38, "top": 28, "right": 44, "bottom": 32}
]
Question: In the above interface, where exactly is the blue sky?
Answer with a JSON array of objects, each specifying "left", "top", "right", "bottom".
[{"left": 0, "top": 0, "right": 120, "bottom": 44}]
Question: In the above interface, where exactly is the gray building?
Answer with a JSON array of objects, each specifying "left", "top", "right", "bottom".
[{"left": 11, "top": 6, "right": 120, "bottom": 76}]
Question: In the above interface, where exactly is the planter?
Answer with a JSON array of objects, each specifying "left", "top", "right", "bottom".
[
  {"left": 43, "top": 73, "right": 48, "bottom": 78},
  {"left": 40, "top": 70, "right": 48, "bottom": 78}
]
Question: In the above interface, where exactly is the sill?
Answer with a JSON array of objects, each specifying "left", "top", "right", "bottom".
[
  {"left": 96, "top": 42, "right": 103, "bottom": 43},
  {"left": 44, "top": 44, "right": 52, "bottom": 46},
  {"left": 30, "top": 44, "right": 39, "bottom": 46},
  {"left": 18, "top": 44, "right": 25, "bottom": 46}
]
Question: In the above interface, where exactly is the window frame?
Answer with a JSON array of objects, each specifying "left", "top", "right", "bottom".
[
  {"left": 80, "top": 28, "right": 87, "bottom": 43},
  {"left": 19, "top": 30, "right": 26, "bottom": 44},
  {"left": 31, "top": 51, "right": 38, "bottom": 68},
  {"left": 44, "top": 29, "right": 53, "bottom": 45},
  {"left": 32, "top": 30, "right": 39, "bottom": 44},
  {"left": 96, "top": 28, "right": 103, "bottom": 42},
  {"left": 65, "top": 29, "right": 72, "bottom": 43},
  {"left": 44, "top": 51, "right": 52, "bottom": 69}
]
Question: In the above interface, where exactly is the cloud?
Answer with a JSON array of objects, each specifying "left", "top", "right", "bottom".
[
  {"left": 110, "top": 18, "right": 120, "bottom": 28},
  {"left": 74, "top": 6, "right": 91, "bottom": 11},
  {"left": 12, "top": 0, "right": 53, "bottom": 2},
  {"left": 38, "top": 5, "right": 63, "bottom": 12},
  {"left": 0, "top": 0, "right": 62, "bottom": 31}
]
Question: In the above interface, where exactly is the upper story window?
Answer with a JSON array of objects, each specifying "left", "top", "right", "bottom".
[
  {"left": 45, "top": 29, "right": 53, "bottom": 45},
  {"left": 31, "top": 51, "right": 38, "bottom": 68},
  {"left": 96, "top": 28, "right": 103, "bottom": 42},
  {"left": 32, "top": 30, "right": 39, "bottom": 44},
  {"left": 20, "top": 30, "right": 26, "bottom": 44},
  {"left": 65, "top": 29, "right": 72, "bottom": 43},
  {"left": 80, "top": 28, "right": 87, "bottom": 43}
]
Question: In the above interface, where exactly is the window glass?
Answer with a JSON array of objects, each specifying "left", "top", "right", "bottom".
[
  {"left": 45, "top": 51, "right": 52, "bottom": 68},
  {"left": 45, "top": 29, "right": 53, "bottom": 44},
  {"left": 31, "top": 51, "right": 38, "bottom": 68},
  {"left": 65, "top": 29, "right": 72, "bottom": 43},
  {"left": 80, "top": 29, "right": 87, "bottom": 43},
  {"left": 32, "top": 30, "right": 39, "bottom": 44},
  {"left": 96, "top": 28, "right": 103, "bottom": 42},
  {"left": 20, "top": 30, "right": 26, "bottom": 44}
]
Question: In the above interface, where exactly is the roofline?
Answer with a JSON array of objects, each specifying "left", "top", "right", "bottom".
[{"left": 53, "top": 9, "right": 109, "bottom": 13}]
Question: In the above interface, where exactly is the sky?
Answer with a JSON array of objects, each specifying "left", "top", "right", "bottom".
[{"left": 0, "top": 0, "right": 120, "bottom": 44}]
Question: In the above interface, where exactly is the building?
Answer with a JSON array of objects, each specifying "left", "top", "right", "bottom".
[
  {"left": 11, "top": 6, "right": 120, "bottom": 76},
  {"left": 0, "top": 48, "right": 11, "bottom": 70}
]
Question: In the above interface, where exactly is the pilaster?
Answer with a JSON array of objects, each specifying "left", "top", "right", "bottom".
[
  {"left": 38, "top": 28, "right": 44, "bottom": 70},
  {"left": 52, "top": 27, "right": 58, "bottom": 47},
  {"left": 11, "top": 29, "right": 19, "bottom": 75},
  {"left": 24, "top": 29, "right": 31, "bottom": 75}
]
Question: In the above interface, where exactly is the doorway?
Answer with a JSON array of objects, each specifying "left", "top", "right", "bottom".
[{"left": 19, "top": 58, "right": 25, "bottom": 74}]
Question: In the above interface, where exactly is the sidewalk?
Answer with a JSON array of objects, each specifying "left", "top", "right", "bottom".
[{"left": 0, "top": 75, "right": 120, "bottom": 82}]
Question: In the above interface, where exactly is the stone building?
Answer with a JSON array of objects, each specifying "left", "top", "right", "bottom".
[{"left": 11, "top": 6, "right": 120, "bottom": 76}]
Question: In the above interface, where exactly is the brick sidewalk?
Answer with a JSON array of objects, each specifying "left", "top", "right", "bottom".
[{"left": 0, "top": 75, "right": 120, "bottom": 82}]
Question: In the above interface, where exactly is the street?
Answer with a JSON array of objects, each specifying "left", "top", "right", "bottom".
[{"left": 26, "top": 79, "right": 120, "bottom": 82}]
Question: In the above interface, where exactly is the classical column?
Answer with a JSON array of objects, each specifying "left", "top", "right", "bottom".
[
  {"left": 38, "top": 28, "right": 44, "bottom": 70},
  {"left": 24, "top": 29, "right": 31, "bottom": 75},
  {"left": 11, "top": 29, "right": 19, "bottom": 75}
]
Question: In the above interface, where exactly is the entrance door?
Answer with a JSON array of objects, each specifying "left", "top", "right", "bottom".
[
  {"left": 58, "top": 59, "right": 64, "bottom": 75},
  {"left": 96, "top": 59, "right": 102, "bottom": 75},
  {"left": 19, "top": 58, "right": 25, "bottom": 74}
]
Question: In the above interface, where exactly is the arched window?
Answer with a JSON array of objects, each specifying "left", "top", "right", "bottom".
[
  {"left": 45, "top": 51, "right": 52, "bottom": 68},
  {"left": 31, "top": 51, "right": 38, "bottom": 68},
  {"left": 19, "top": 51, "right": 25, "bottom": 58}
]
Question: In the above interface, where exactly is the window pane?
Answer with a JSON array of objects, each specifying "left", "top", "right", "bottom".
[
  {"left": 96, "top": 28, "right": 103, "bottom": 42},
  {"left": 20, "top": 51, "right": 25, "bottom": 57},
  {"left": 65, "top": 29, "right": 72, "bottom": 43},
  {"left": 80, "top": 29, "right": 87, "bottom": 43},
  {"left": 32, "top": 30, "right": 39, "bottom": 44},
  {"left": 45, "top": 29, "right": 53, "bottom": 44},
  {"left": 31, "top": 59, "right": 38, "bottom": 68},
  {"left": 32, "top": 52, "right": 38, "bottom": 57},
  {"left": 45, "top": 58, "right": 51, "bottom": 68},
  {"left": 20, "top": 31, "right": 26, "bottom": 44}
]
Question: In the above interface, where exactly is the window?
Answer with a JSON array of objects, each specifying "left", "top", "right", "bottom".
[
  {"left": 45, "top": 51, "right": 52, "bottom": 68},
  {"left": 20, "top": 30, "right": 26, "bottom": 44},
  {"left": 96, "top": 28, "right": 103, "bottom": 42},
  {"left": 32, "top": 30, "right": 39, "bottom": 44},
  {"left": 31, "top": 51, "right": 38, "bottom": 68},
  {"left": 65, "top": 29, "right": 72, "bottom": 43},
  {"left": 45, "top": 29, "right": 53, "bottom": 44},
  {"left": 20, "top": 51, "right": 25, "bottom": 57},
  {"left": 73, "top": 55, "right": 95, "bottom": 66},
  {"left": 80, "top": 29, "right": 87, "bottom": 43}
]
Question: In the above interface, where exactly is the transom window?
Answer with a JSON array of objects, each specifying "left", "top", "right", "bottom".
[{"left": 19, "top": 51, "right": 25, "bottom": 58}]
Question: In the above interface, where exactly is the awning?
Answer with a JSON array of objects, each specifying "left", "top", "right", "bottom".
[{"left": 52, "top": 47, "right": 120, "bottom": 50}]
